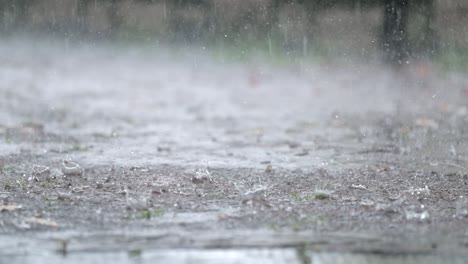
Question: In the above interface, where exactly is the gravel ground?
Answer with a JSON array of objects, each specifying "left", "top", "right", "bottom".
[{"left": 0, "top": 37, "right": 467, "bottom": 262}]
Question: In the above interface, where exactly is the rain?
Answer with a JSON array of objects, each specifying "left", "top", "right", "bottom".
[{"left": 0, "top": 0, "right": 467, "bottom": 263}]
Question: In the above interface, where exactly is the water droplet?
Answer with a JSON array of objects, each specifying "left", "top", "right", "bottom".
[
  {"left": 405, "top": 204, "right": 430, "bottom": 223},
  {"left": 455, "top": 198, "right": 468, "bottom": 218}
]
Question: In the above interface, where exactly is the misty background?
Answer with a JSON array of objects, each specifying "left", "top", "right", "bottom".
[
  {"left": 1, "top": 1, "right": 468, "bottom": 261},
  {"left": 0, "top": 0, "right": 467, "bottom": 69}
]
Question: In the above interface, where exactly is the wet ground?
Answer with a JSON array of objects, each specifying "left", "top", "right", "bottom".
[{"left": 0, "top": 37, "right": 467, "bottom": 263}]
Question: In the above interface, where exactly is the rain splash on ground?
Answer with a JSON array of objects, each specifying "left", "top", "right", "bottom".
[{"left": 0, "top": 37, "right": 467, "bottom": 263}]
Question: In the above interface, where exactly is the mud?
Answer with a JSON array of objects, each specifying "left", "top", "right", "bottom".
[{"left": 0, "top": 37, "right": 467, "bottom": 261}]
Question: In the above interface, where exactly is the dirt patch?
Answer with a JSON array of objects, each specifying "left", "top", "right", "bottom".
[{"left": 0, "top": 37, "right": 467, "bottom": 256}]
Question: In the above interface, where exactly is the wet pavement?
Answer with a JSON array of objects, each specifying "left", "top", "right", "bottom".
[{"left": 0, "top": 37, "right": 467, "bottom": 262}]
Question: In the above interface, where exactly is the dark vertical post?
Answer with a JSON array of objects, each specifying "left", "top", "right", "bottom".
[
  {"left": 421, "top": 0, "right": 437, "bottom": 57},
  {"left": 77, "top": 0, "right": 92, "bottom": 33},
  {"left": 382, "top": 0, "right": 409, "bottom": 64},
  {"left": 107, "top": 0, "right": 123, "bottom": 35}
]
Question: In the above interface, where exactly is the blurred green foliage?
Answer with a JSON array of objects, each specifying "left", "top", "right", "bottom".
[{"left": 0, "top": 0, "right": 466, "bottom": 70}]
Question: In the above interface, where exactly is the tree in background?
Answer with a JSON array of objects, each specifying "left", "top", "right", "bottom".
[
  {"left": 0, "top": 0, "right": 439, "bottom": 64},
  {"left": 0, "top": 0, "right": 30, "bottom": 31},
  {"left": 382, "top": 0, "right": 409, "bottom": 63}
]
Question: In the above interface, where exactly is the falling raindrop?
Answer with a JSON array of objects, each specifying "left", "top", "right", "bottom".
[
  {"left": 455, "top": 197, "right": 468, "bottom": 218},
  {"left": 405, "top": 204, "right": 431, "bottom": 223}
]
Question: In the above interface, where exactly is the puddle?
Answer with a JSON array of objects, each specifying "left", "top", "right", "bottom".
[
  {"left": 1, "top": 38, "right": 468, "bottom": 262},
  {"left": 1, "top": 231, "right": 466, "bottom": 264},
  {"left": 2, "top": 249, "right": 466, "bottom": 264}
]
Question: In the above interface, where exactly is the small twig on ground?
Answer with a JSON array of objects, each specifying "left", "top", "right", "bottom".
[{"left": 429, "top": 162, "right": 468, "bottom": 173}]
